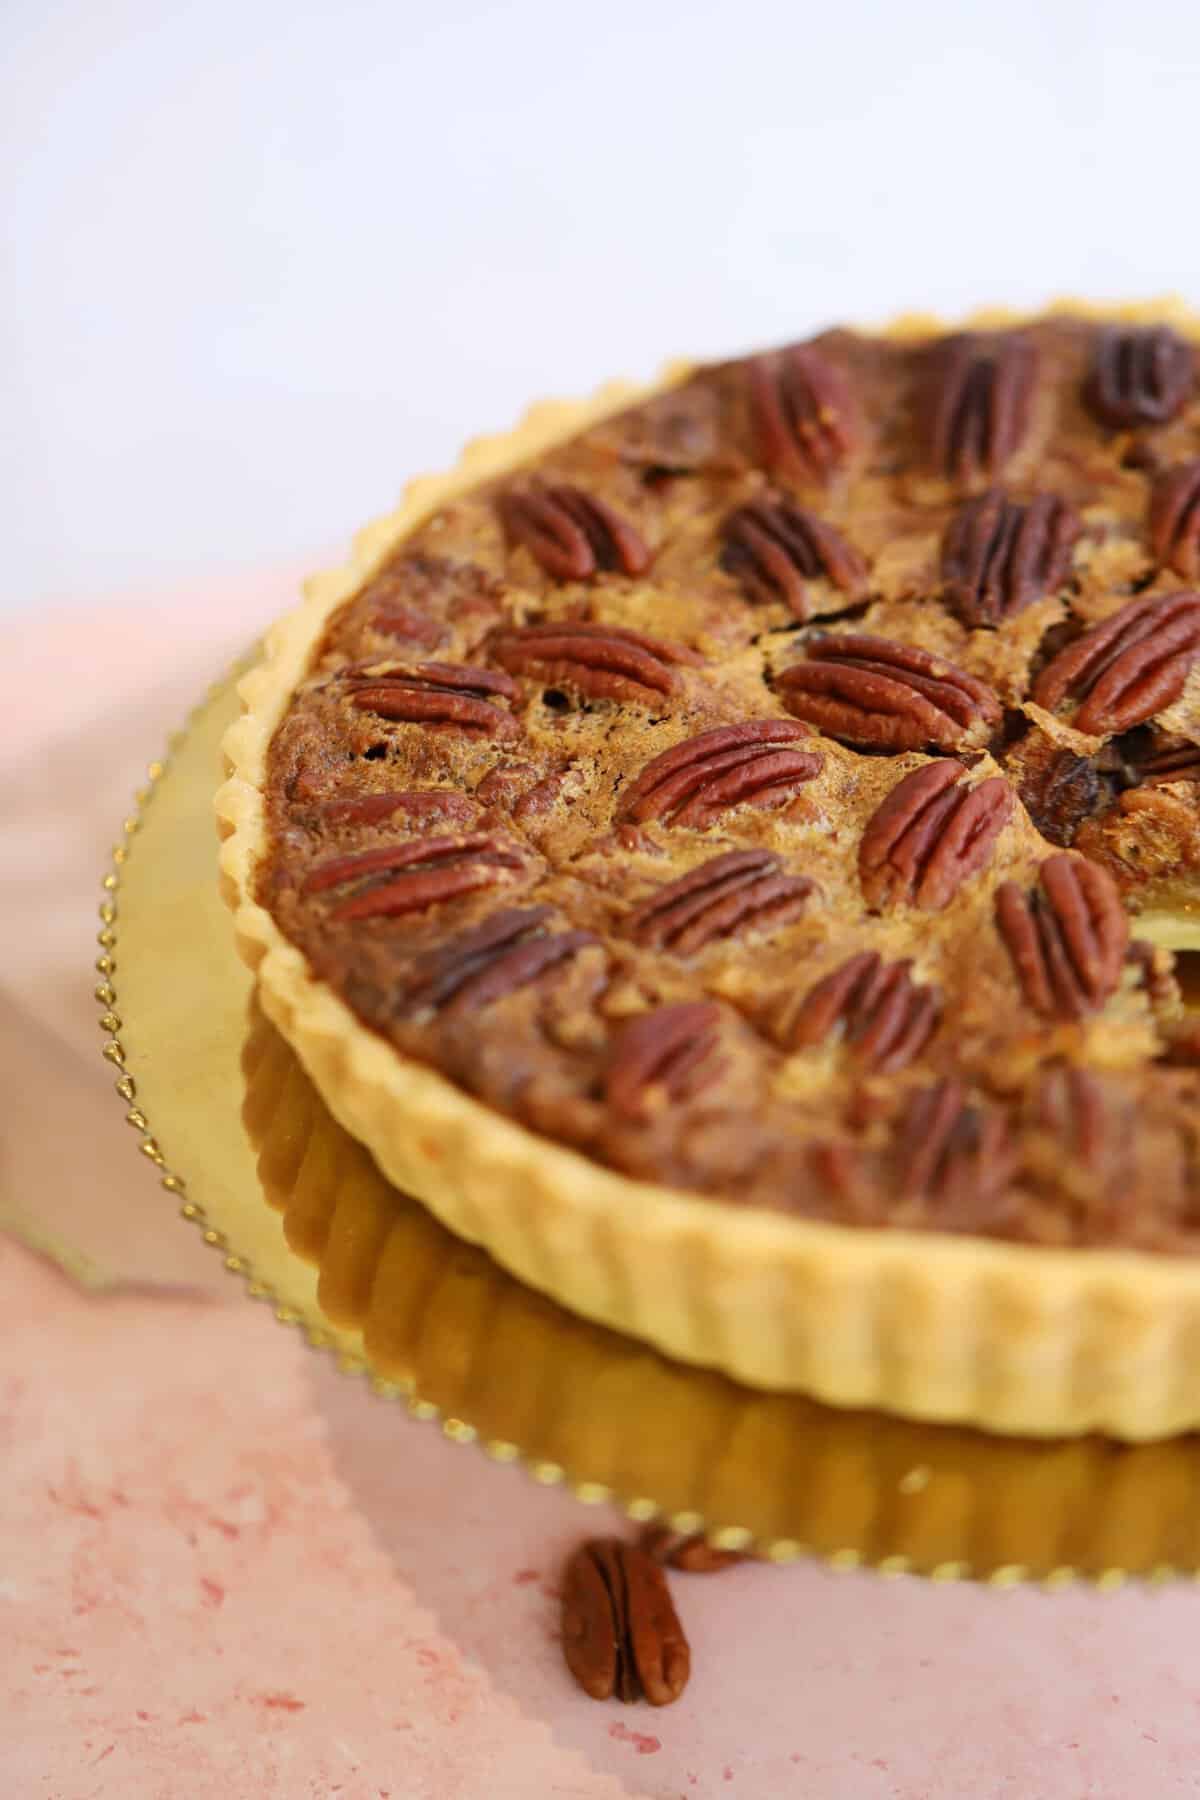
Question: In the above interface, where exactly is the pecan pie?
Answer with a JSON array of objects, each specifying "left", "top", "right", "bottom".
[{"left": 218, "top": 303, "right": 1200, "bottom": 1441}]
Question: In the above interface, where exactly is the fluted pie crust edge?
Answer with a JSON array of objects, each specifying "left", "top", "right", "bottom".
[{"left": 216, "top": 300, "right": 1200, "bottom": 1441}]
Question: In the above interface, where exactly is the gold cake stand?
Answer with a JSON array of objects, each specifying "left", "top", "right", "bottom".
[{"left": 94, "top": 664, "right": 1200, "bottom": 1587}]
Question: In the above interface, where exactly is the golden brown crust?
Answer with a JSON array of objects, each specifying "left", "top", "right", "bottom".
[{"left": 217, "top": 300, "right": 1200, "bottom": 1439}]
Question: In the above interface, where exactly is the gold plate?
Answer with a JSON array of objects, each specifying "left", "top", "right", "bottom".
[{"left": 98, "top": 664, "right": 1200, "bottom": 1585}]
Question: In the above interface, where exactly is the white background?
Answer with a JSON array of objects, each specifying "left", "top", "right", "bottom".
[{"left": 5, "top": 0, "right": 1200, "bottom": 614}]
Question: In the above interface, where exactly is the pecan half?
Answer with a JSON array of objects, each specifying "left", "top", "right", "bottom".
[
  {"left": 806, "top": 1138, "right": 873, "bottom": 1213},
  {"left": 347, "top": 661, "right": 522, "bottom": 740},
  {"left": 941, "top": 489, "right": 1079, "bottom": 627},
  {"left": 626, "top": 849, "right": 814, "bottom": 954},
  {"left": 302, "top": 833, "right": 524, "bottom": 922},
  {"left": 720, "top": 496, "right": 866, "bottom": 617},
  {"left": 617, "top": 721, "right": 823, "bottom": 828},
  {"left": 1084, "top": 326, "right": 1194, "bottom": 429},
  {"left": 490, "top": 621, "right": 700, "bottom": 704},
  {"left": 775, "top": 634, "right": 1002, "bottom": 751},
  {"left": 787, "top": 951, "right": 939, "bottom": 1074},
  {"left": 919, "top": 332, "right": 1038, "bottom": 483},
  {"left": 858, "top": 761, "right": 1012, "bottom": 910},
  {"left": 402, "top": 906, "right": 597, "bottom": 1015},
  {"left": 370, "top": 603, "right": 444, "bottom": 648},
  {"left": 1030, "top": 1062, "right": 1138, "bottom": 1231},
  {"left": 1032, "top": 592, "right": 1200, "bottom": 735},
  {"left": 747, "top": 345, "right": 858, "bottom": 484},
  {"left": 1125, "top": 937, "right": 1178, "bottom": 1008},
  {"left": 1117, "top": 784, "right": 1199, "bottom": 836},
  {"left": 562, "top": 1539, "right": 690, "bottom": 1706},
  {"left": 1134, "top": 741, "right": 1200, "bottom": 786},
  {"left": 1160, "top": 1019, "right": 1200, "bottom": 1066},
  {"left": 498, "top": 482, "right": 651, "bottom": 580},
  {"left": 605, "top": 1002, "right": 726, "bottom": 1119},
  {"left": 1150, "top": 459, "right": 1200, "bottom": 579},
  {"left": 640, "top": 1527, "right": 746, "bottom": 1573},
  {"left": 602, "top": 380, "right": 735, "bottom": 476},
  {"left": 317, "top": 789, "right": 479, "bottom": 827},
  {"left": 1034, "top": 1063, "right": 1111, "bottom": 1169},
  {"left": 995, "top": 853, "right": 1129, "bottom": 1020},
  {"left": 893, "top": 1079, "right": 1017, "bottom": 1219}
]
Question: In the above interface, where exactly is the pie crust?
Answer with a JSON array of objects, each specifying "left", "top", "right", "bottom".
[{"left": 217, "top": 301, "right": 1200, "bottom": 1441}]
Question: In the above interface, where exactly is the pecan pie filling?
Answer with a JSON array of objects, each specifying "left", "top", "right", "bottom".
[{"left": 258, "top": 316, "right": 1200, "bottom": 1251}]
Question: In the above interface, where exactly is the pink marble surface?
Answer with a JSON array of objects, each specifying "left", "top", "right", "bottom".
[{"left": 5, "top": 579, "right": 1200, "bottom": 1798}]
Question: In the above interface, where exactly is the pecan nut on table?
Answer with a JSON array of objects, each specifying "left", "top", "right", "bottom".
[{"left": 561, "top": 1529, "right": 747, "bottom": 1706}]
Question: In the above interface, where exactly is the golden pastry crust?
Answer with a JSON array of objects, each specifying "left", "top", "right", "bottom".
[{"left": 217, "top": 300, "right": 1200, "bottom": 1439}]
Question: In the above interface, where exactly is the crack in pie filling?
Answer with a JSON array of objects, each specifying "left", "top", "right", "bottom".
[{"left": 219, "top": 305, "right": 1200, "bottom": 1440}]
